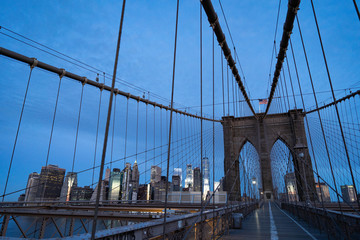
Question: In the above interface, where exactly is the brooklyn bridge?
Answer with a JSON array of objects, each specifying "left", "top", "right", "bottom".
[{"left": 0, "top": 0, "right": 360, "bottom": 239}]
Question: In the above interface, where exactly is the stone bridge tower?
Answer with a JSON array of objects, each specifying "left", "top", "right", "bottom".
[{"left": 222, "top": 109, "right": 316, "bottom": 201}]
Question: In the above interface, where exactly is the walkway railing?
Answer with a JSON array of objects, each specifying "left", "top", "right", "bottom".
[
  {"left": 281, "top": 202, "right": 360, "bottom": 239},
  {"left": 0, "top": 202, "right": 258, "bottom": 239}
]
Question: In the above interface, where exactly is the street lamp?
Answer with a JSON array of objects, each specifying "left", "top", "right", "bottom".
[{"left": 252, "top": 177, "right": 257, "bottom": 200}]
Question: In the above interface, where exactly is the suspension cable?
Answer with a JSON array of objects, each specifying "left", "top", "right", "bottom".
[
  {"left": 162, "top": 0, "right": 179, "bottom": 237},
  {"left": 293, "top": 19, "right": 344, "bottom": 212},
  {"left": 91, "top": 79, "right": 103, "bottom": 187},
  {"left": 199, "top": 4, "right": 204, "bottom": 238},
  {"left": 212, "top": 30, "right": 216, "bottom": 240},
  {"left": 264, "top": 0, "right": 301, "bottom": 117},
  {"left": 309, "top": 1, "right": 360, "bottom": 208},
  {"left": 91, "top": 0, "right": 126, "bottom": 238},
  {"left": 352, "top": 0, "right": 360, "bottom": 21},
  {"left": 2, "top": 61, "right": 36, "bottom": 202},
  {"left": 71, "top": 83, "right": 85, "bottom": 175}
]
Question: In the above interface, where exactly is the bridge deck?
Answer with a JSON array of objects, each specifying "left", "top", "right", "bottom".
[{"left": 223, "top": 202, "right": 327, "bottom": 240}]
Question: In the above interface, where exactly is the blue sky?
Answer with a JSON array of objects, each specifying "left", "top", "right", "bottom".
[{"left": 0, "top": 0, "right": 359, "bottom": 200}]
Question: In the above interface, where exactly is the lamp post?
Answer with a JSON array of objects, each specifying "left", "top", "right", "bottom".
[{"left": 252, "top": 177, "right": 257, "bottom": 200}]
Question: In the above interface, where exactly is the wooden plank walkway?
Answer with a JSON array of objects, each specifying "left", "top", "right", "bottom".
[{"left": 222, "top": 201, "right": 328, "bottom": 240}]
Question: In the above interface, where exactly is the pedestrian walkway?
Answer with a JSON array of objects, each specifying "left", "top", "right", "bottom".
[{"left": 222, "top": 201, "right": 328, "bottom": 240}]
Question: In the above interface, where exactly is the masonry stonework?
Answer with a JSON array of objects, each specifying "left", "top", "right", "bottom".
[{"left": 222, "top": 109, "right": 316, "bottom": 201}]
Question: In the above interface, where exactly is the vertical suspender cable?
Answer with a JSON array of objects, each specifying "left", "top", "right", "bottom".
[
  {"left": 160, "top": 108, "right": 163, "bottom": 170},
  {"left": 110, "top": 94, "right": 116, "bottom": 172},
  {"left": 289, "top": 40, "right": 325, "bottom": 210},
  {"left": 71, "top": 83, "right": 85, "bottom": 176},
  {"left": 2, "top": 63, "right": 36, "bottom": 201},
  {"left": 200, "top": 4, "right": 204, "bottom": 238},
  {"left": 42, "top": 70, "right": 65, "bottom": 199},
  {"left": 124, "top": 99, "right": 129, "bottom": 168},
  {"left": 91, "top": 1, "right": 126, "bottom": 238},
  {"left": 136, "top": 100, "right": 139, "bottom": 160},
  {"left": 281, "top": 68, "right": 291, "bottom": 109},
  {"left": 92, "top": 85, "right": 103, "bottom": 187},
  {"left": 232, "top": 74, "right": 235, "bottom": 115},
  {"left": 162, "top": 0, "right": 179, "bottom": 237},
  {"left": 309, "top": 1, "right": 360, "bottom": 208},
  {"left": 212, "top": 31, "right": 215, "bottom": 240},
  {"left": 145, "top": 103, "right": 148, "bottom": 183},
  {"left": 153, "top": 106, "right": 156, "bottom": 166},
  {"left": 292, "top": 21, "right": 343, "bottom": 211},
  {"left": 285, "top": 56, "right": 297, "bottom": 109},
  {"left": 227, "top": 66, "right": 230, "bottom": 116},
  {"left": 221, "top": 51, "right": 225, "bottom": 116}
]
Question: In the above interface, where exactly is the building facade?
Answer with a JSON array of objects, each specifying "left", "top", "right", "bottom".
[
  {"left": 185, "top": 164, "right": 193, "bottom": 189},
  {"left": 341, "top": 185, "right": 357, "bottom": 203},
  {"left": 193, "top": 167, "right": 201, "bottom": 192},
  {"left": 173, "top": 168, "right": 182, "bottom": 187},
  {"left": 202, "top": 157, "right": 210, "bottom": 197},
  {"left": 36, "top": 165, "right": 66, "bottom": 201},
  {"left": 70, "top": 186, "right": 93, "bottom": 201},
  {"left": 315, "top": 182, "right": 331, "bottom": 202},
  {"left": 60, "top": 172, "right": 78, "bottom": 202},
  {"left": 25, "top": 172, "right": 40, "bottom": 202},
  {"left": 151, "top": 166, "right": 161, "bottom": 184}
]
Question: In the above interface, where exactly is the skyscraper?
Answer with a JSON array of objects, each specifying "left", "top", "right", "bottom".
[
  {"left": 341, "top": 185, "right": 357, "bottom": 203},
  {"left": 315, "top": 182, "right": 331, "bottom": 202},
  {"left": 284, "top": 172, "right": 298, "bottom": 202},
  {"left": 202, "top": 157, "right": 210, "bottom": 197},
  {"left": 193, "top": 167, "right": 201, "bottom": 192},
  {"left": 70, "top": 186, "right": 93, "bottom": 201},
  {"left": 172, "top": 175, "right": 181, "bottom": 191},
  {"left": 60, "top": 172, "right": 78, "bottom": 202},
  {"left": 151, "top": 166, "right": 161, "bottom": 184},
  {"left": 173, "top": 168, "right": 182, "bottom": 187},
  {"left": 121, "top": 163, "right": 132, "bottom": 201},
  {"left": 25, "top": 172, "right": 40, "bottom": 202},
  {"left": 109, "top": 168, "right": 122, "bottom": 201},
  {"left": 185, "top": 164, "right": 193, "bottom": 189},
  {"left": 131, "top": 160, "right": 140, "bottom": 192},
  {"left": 36, "top": 165, "right": 65, "bottom": 201}
]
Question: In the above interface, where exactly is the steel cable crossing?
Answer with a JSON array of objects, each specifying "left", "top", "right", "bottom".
[
  {"left": 200, "top": 0, "right": 256, "bottom": 117},
  {"left": 91, "top": 0, "right": 126, "bottom": 238},
  {"left": 264, "top": 0, "right": 301, "bottom": 117},
  {"left": 0, "top": 47, "right": 219, "bottom": 123},
  {"left": 162, "top": 0, "right": 179, "bottom": 237}
]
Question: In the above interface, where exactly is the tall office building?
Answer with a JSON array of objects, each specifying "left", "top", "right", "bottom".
[
  {"left": 152, "top": 176, "right": 170, "bottom": 201},
  {"left": 193, "top": 167, "right": 201, "bottom": 192},
  {"left": 315, "top": 182, "right": 331, "bottom": 202},
  {"left": 121, "top": 163, "right": 132, "bottom": 201},
  {"left": 70, "top": 186, "right": 93, "bottom": 201},
  {"left": 172, "top": 175, "right": 181, "bottom": 191},
  {"left": 202, "top": 157, "right": 210, "bottom": 197},
  {"left": 36, "top": 165, "right": 66, "bottom": 201},
  {"left": 109, "top": 168, "right": 122, "bottom": 201},
  {"left": 131, "top": 160, "right": 140, "bottom": 192},
  {"left": 60, "top": 172, "right": 78, "bottom": 202},
  {"left": 284, "top": 172, "right": 298, "bottom": 202},
  {"left": 104, "top": 167, "right": 111, "bottom": 182},
  {"left": 25, "top": 172, "right": 40, "bottom": 202},
  {"left": 90, "top": 181, "right": 106, "bottom": 203},
  {"left": 151, "top": 166, "right": 161, "bottom": 184},
  {"left": 341, "top": 185, "right": 357, "bottom": 203},
  {"left": 185, "top": 164, "right": 193, "bottom": 189},
  {"left": 173, "top": 168, "right": 182, "bottom": 187}
]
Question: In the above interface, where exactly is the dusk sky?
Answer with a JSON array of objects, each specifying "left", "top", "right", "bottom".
[{"left": 1, "top": 0, "right": 359, "bottom": 200}]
